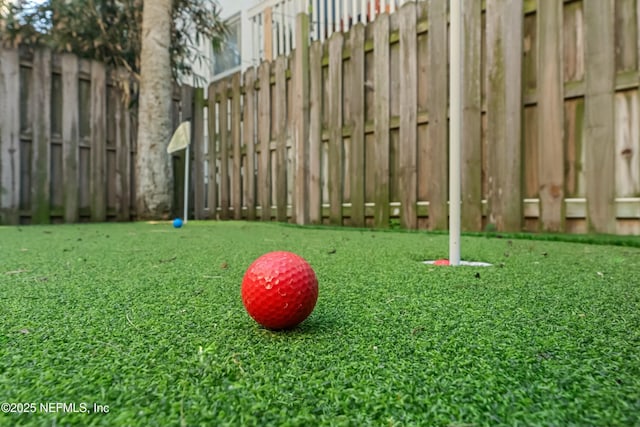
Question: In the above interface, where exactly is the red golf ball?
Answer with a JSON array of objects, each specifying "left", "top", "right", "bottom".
[{"left": 241, "top": 251, "right": 318, "bottom": 330}]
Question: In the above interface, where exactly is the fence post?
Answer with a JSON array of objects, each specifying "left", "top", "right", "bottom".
[
  {"left": 293, "top": 12, "right": 311, "bottom": 225},
  {"left": 0, "top": 47, "right": 20, "bottom": 225}
]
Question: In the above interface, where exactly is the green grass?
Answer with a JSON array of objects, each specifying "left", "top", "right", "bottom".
[{"left": 1, "top": 221, "right": 639, "bottom": 427}]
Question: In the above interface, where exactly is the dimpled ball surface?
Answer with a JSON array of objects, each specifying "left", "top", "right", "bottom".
[{"left": 241, "top": 251, "right": 318, "bottom": 330}]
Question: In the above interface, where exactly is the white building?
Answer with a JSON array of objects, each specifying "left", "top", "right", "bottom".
[{"left": 206, "top": 0, "right": 412, "bottom": 84}]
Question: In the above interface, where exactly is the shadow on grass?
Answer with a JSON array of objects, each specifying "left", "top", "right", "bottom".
[{"left": 257, "top": 312, "right": 340, "bottom": 336}]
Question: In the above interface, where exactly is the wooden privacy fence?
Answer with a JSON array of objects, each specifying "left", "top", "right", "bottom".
[
  {"left": 191, "top": 0, "right": 640, "bottom": 234},
  {"left": 0, "top": 47, "right": 190, "bottom": 225}
]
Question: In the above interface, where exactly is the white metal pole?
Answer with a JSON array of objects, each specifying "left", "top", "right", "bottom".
[
  {"left": 183, "top": 144, "right": 190, "bottom": 224},
  {"left": 449, "top": 0, "right": 462, "bottom": 265}
]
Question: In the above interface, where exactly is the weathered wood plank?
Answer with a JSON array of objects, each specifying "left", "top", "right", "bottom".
[
  {"left": 207, "top": 82, "right": 218, "bottom": 219},
  {"left": 373, "top": 14, "right": 390, "bottom": 228},
  {"left": 309, "top": 41, "right": 323, "bottom": 224},
  {"left": 114, "top": 68, "right": 131, "bottom": 221},
  {"left": 231, "top": 73, "right": 242, "bottom": 220},
  {"left": 243, "top": 68, "right": 257, "bottom": 221},
  {"left": 523, "top": 106, "right": 539, "bottom": 199},
  {"left": 349, "top": 23, "right": 366, "bottom": 228},
  {"left": 219, "top": 80, "right": 230, "bottom": 220},
  {"left": 328, "top": 32, "right": 344, "bottom": 226},
  {"left": 563, "top": 1, "right": 585, "bottom": 84},
  {"left": 614, "top": 92, "right": 640, "bottom": 197},
  {"left": 486, "top": 0, "right": 523, "bottom": 232},
  {"left": 416, "top": 1, "right": 429, "bottom": 218},
  {"left": 0, "top": 48, "right": 21, "bottom": 225},
  {"left": 398, "top": 3, "right": 417, "bottom": 229},
  {"left": 584, "top": 0, "right": 616, "bottom": 233},
  {"left": 461, "top": 0, "right": 483, "bottom": 232},
  {"left": 193, "top": 87, "right": 206, "bottom": 219},
  {"left": 274, "top": 57, "right": 288, "bottom": 222},
  {"left": 32, "top": 49, "right": 52, "bottom": 224},
  {"left": 615, "top": 0, "right": 637, "bottom": 73},
  {"left": 537, "top": 0, "right": 565, "bottom": 231},
  {"left": 258, "top": 62, "right": 272, "bottom": 221},
  {"left": 181, "top": 84, "right": 194, "bottom": 122},
  {"left": 90, "top": 60, "right": 106, "bottom": 222},
  {"left": 564, "top": 98, "right": 586, "bottom": 198},
  {"left": 426, "top": 0, "right": 448, "bottom": 230},
  {"left": 522, "top": 13, "right": 537, "bottom": 96},
  {"left": 293, "top": 13, "right": 311, "bottom": 225}
]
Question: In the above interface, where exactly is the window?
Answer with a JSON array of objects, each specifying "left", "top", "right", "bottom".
[{"left": 214, "top": 13, "right": 241, "bottom": 76}]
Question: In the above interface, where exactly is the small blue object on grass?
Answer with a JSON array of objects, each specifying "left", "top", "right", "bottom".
[{"left": 173, "top": 218, "right": 183, "bottom": 228}]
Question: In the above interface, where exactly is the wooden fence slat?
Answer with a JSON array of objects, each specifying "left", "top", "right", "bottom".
[
  {"left": 243, "top": 68, "right": 257, "bottom": 221},
  {"left": 207, "top": 82, "right": 218, "bottom": 219},
  {"left": 427, "top": 0, "right": 448, "bottom": 230},
  {"left": 293, "top": 13, "right": 311, "bottom": 225},
  {"left": 32, "top": 49, "right": 52, "bottom": 224},
  {"left": 114, "top": 68, "right": 131, "bottom": 222},
  {"left": 193, "top": 87, "right": 206, "bottom": 219},
  {"left": 584, "top": 0, "right": 616, "bottom": 233},
  {"left": 461, "top": 0, "right": 483, "bottom": 231},
  {"left": 274, "top": 57, "right": 288, "bottom": 222},
  {"left": 416, "top": 1, "right": 429, "bottom": 226},
  {"left": 258, "top": 62, "right": 272, "bottom": 221},
  {"left": 231, "top": 73, "right": 242, "bottom": 220},
  {"left": 349, "top": 24, "right": 366, "bottom": 228},
  {"left": 181, "top": 86, "right": 194, "bottom": 121},
  {"left": 309, "top": 42, "right": 323, "bottom": 224},
  {"left": 374, "top": 14, "right": 390, "bottom": 228},
  {"left": 90, "top": 60, "right": 106, "bottom": 222},
  {"left": 399, "top": 3, "right": 418, "bottom": 229},
  {"left": 219, "top": 80, "right": 230, "bottom": 219},
  {"left": 537, "top": 0, "right": 564, "bottom": 232},
  {"left": 328, "top": 32, "right": 344, "bottom": 226},
  {"left": 614, "top": 92, "right": 640, "bottom": 197},
  {"left": 0, "top": 48, "right": 21, "bottom": 225},
  {"left": 615, "top": 0, "right": 637, "bottom": 73},
  {"left": 486, "top": 0, "right": 523, "bottom": 232}
]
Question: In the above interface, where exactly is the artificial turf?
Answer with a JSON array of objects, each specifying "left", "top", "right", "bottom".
[{"left": 1, "top": 221, "right": 639, "bottom": 427}]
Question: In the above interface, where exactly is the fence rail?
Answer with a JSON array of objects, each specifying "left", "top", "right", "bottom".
[{"left": 194, "top": 0, "right": 640, "bottom": 235}]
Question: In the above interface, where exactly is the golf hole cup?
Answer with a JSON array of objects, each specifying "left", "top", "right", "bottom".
[{"left": 241, "top": 251, "right": 318, "bottom": 330}]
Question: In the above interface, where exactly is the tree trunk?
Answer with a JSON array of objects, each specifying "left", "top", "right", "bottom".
[{"left": 136, "top": 0, "right": 173, "bottom": 219}]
